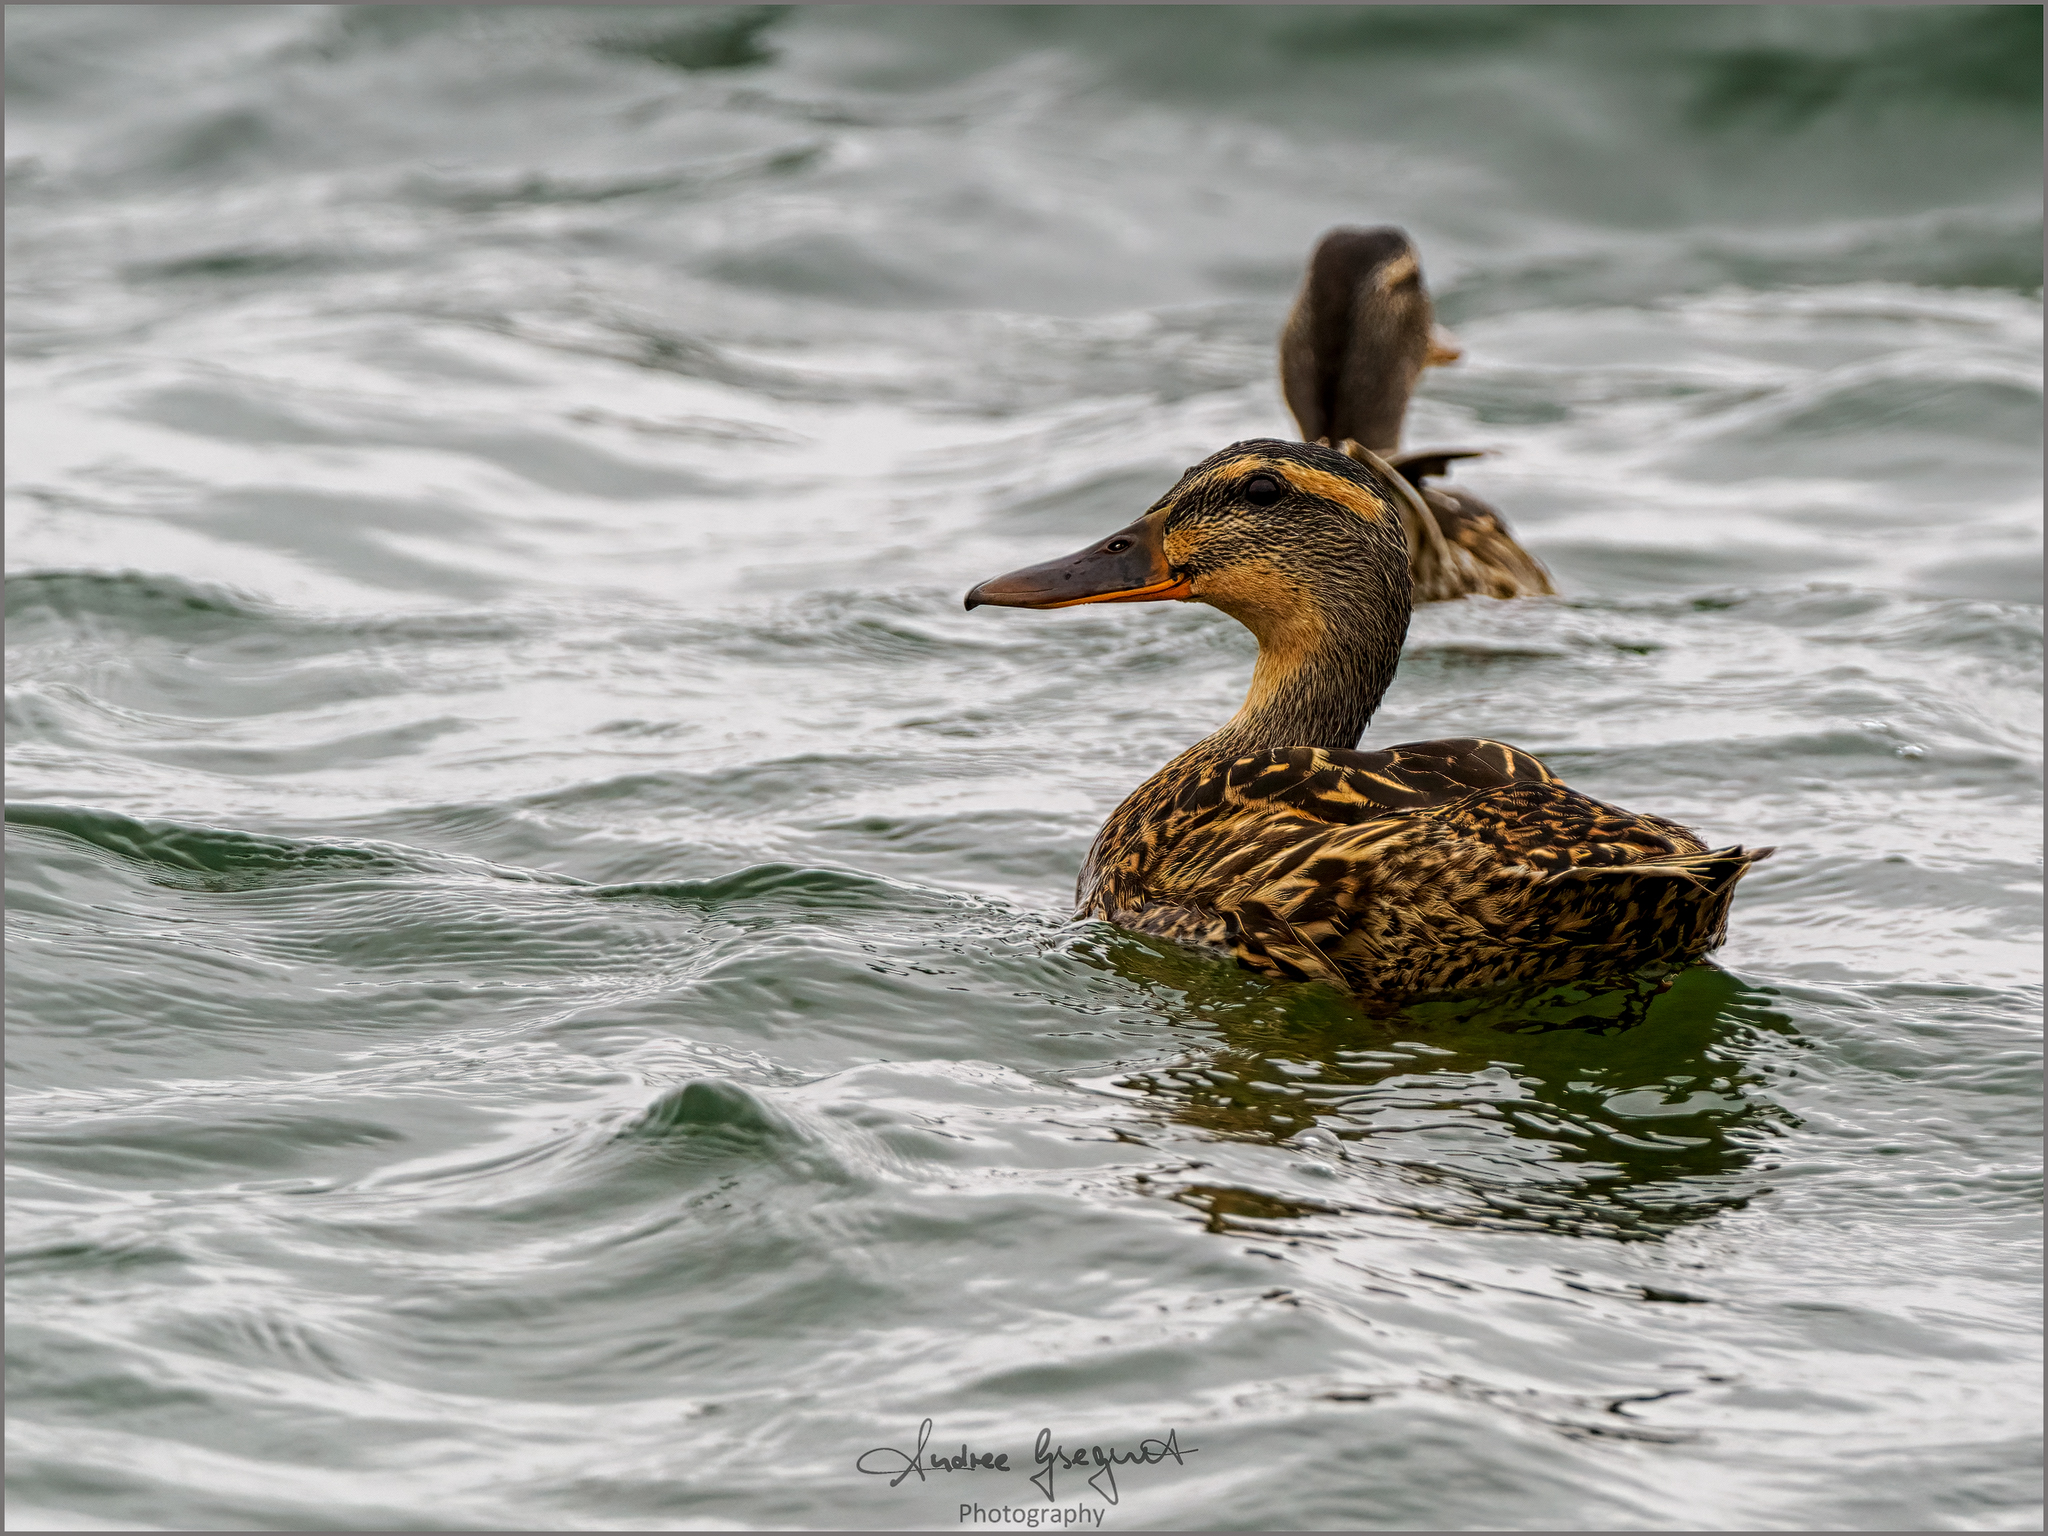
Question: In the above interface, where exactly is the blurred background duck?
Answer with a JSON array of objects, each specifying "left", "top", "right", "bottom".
[
  {"left": 1280, "top": 226, "right": 1555, "bottom": 603},
  {"left": 966, "top": 439, "right": 1765, "bottom": 1012}
]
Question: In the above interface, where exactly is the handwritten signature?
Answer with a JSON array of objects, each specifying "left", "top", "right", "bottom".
[
  {"left": 1028, "top": 1426, "right": 1197, "bottom": 1504},
  {"left": 856, "top": 1419, "right": 1010, "bottom": 1488},
  {"left": 856, "top": 1420, "right": 1198, "bottom": 1504}
]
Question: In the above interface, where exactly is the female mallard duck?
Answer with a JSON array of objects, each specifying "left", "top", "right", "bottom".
[
  {"left": 1281, "top": 225, "right": 1555, "bottom": 603},
  {"left": 966, "top": 439, "right": 1768, "bottom": 1011}
]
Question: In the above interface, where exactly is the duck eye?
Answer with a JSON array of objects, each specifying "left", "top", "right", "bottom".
[
  {"left": 1243, "top": 475, "right": 1283, "bottom": 506},
  {"left": 1103, "top": 538, "right": 1132, "bottom": 553}
]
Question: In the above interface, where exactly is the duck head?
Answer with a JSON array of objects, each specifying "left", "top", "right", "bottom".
[
  {"left": 965, "top": 440, "right": 1414, "bottom": 751},
  {"left": 1280, "top": 225, "right": 1460, "bottom": 454}
]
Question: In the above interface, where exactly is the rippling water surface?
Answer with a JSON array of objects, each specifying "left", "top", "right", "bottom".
[{"left": 6, "top": 6, "right": 2042, "bottom": 1530}]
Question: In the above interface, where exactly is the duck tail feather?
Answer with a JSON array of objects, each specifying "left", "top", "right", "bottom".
[{"left": 1545, "top": 845, "right": 1771, "bottom": 892}]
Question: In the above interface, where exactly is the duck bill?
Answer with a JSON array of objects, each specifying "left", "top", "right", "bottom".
[{"left": 963, "top": 513, "right": 1190, "bottom": 610}]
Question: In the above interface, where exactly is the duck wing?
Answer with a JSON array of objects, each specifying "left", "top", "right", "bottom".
[
  {"left": 1103, "top": 739, "right": 1766, "bottom": 1003},
  {"left": 1188, "top": 737, "right": 1566, "bottom": 818}
]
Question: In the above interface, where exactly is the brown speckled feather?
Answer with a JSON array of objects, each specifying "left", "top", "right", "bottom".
[
  {"left": 1414, "top": 483, "right": 1555, "bottom": 602},
  {"left": 1081, "top": 737, "right": 1767, "bottom": 1010}
]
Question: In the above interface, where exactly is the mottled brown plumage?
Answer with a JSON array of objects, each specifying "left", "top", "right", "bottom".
[
  {"left": 966, "top": 440, "right": 1769, "bottom": 1011},
  {"left": 1281, "top": 226, "right": 1555, "bottom": 603}
]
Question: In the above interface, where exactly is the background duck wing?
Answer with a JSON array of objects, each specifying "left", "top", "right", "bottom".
[
  {"left": 1418, "top": 485, "right": 1557, "bottom": 600},
  {"left": 1368, "top": 444, "right": 1557, "bottom": 601}
]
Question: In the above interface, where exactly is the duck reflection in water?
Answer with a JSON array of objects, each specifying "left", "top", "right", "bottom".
[{"left": 1091, "top": 933, "right": 1794, "bottom": 1241}]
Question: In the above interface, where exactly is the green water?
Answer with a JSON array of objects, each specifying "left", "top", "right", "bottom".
[{"left": 5, "top": 6, "right": 2041, "bottom": 1530}]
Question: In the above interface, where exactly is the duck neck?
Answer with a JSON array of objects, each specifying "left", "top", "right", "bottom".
[
  {"left": 1327, "top": 298, "right": 1424, "bottom": 452},
  {"left": 1333, "top": 375, "right": 1409, "bottom": 456},
  {"left": 1196, "top": 593, "right": 1406, "bottom": 758}
]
